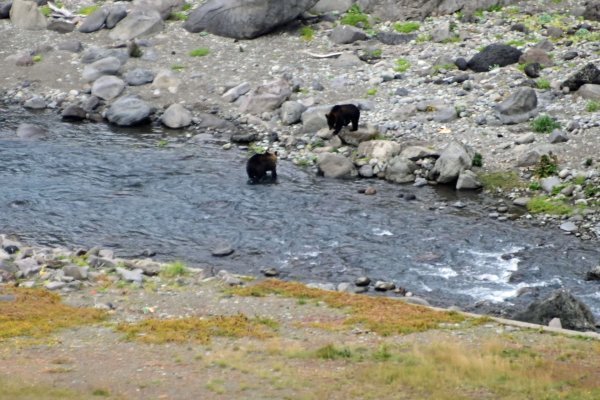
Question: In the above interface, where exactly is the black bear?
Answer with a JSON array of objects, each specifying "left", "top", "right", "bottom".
[
  {"left": 246, "top": 151, "right": 278, "bottom": 184},
  {"left": 325, "top": 104, "right": 360, "bottom": 135}
]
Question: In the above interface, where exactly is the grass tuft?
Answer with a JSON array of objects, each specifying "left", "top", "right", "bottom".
[
  {"left": 531, "top": 115, "right": 560, "bottom": 133},
  {"left": 393, "top": 21, "right": 420, "bottom": 33},
  {"left": 394, "top": 58, "right": 411, "bottom": 72},
  {"left": 189, "top": 48, "right": 210, "bottom": 57},
  {"left": 78, "top": 5, "right": 100, "bottom": 16},
  {"left": 527, "top": 196, "right": 573, "bottom": 215},
  {"left": 478, "top": 171, "right": 524, "bottom": 191},
  {"left": 300, "top": 26, "right": 314, "bottom": 41},
  {"left": 160, "top": 261, "right": 189, "bottom": 278},
  {"left": 340, "top": 4, "right": 370, "bottom": 28}
]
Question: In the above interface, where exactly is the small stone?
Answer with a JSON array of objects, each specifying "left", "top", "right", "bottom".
[
  {"left": 355, "top": 276, "right": 371, "bottom": 287},
  {"left": 374, "top": 281, "right": 395, "bottom": 291},
  {"left": 212, "top": 243, "right": 234, "bottom": 257},
  {"left": 364, "top": 187, "right": 377, "bottom": 195},
  {"left": 559, "top": 222, "right": 578, "bottom": 232},
  {"left": 260, "top": 267, "right": 279, "bottom": 277}
]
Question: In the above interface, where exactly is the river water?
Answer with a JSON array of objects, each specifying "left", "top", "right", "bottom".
[{"left": 1, "top": 107, "right": 599, "bottom": 318}]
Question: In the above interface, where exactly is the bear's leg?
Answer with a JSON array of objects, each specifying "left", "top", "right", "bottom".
[
  {"left": 333, "top": 121, "right": 343, "bottom": 135},
  {"left": 271, "top": 167, "right": 277, "bottom": 180},
  {"left": 351, "top": 116, "right": 358, "bottom": 131}
]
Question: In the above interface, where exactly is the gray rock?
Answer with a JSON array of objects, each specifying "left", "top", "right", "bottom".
[
  {"left": 329, "top": 25, "right": 367, "bottom": 44},
  {"left": 496, "top": 87, "right": 538, "bottom": 124},
  {"left": 23, "top": 95, "right": 46, "bottom": 109},
  {"left": 583, "top": 1, "right": 600, "bottom": 21},
  {"left": 9, "top": 0, "right": 46, "bottom": 30},
  {"left": 222, "top": 82, "right": 251, "bottom": 102},
  {"left": 15, "top": 257, "right": 40, "bottom": 276},
  {"left": 374, "top": 281, "right": 395, "bottom": 291},
  {"left": 87, "top": 255, "right": 116, "bottom": 269},
  {"left": 91, "top": 75, "right": 125, "bottom": 100},
  {"left": 515, "top": 132, "right": 536, "bottom": 145},
  {"left": 0, "top": 2, "right": 12, "bottom": 19},
  {"left": 152, "top": 69, "right": 180, "bottom": 91},
  {"left": 400, "top": 145, "right": 439, "bottom": 161},
  {"left": 82, "top": 56, "right": 122, "bottom": 82},
  {"left": 79, "top": 7, "right": 109, "bottom": 33},
  {"left": 106, "top": 3, "right": 127, "bottom": 29},
  {"left": 217, "top": 270, "right": 243, "bottom": 286},
  {"left": 513, "top": 197, "right": 530, "bottom": 207},
  {"left": 516, "top": 144, "right": 555, "bottom": 167},
  {"left": 280, "top": 100, "right": 306, "bottom": 125},
  {"left": 45, "top": 281, "right": 66, "bottom": 290},
  {"left": 401, "top": 296, "right": 430, "bottom": 306},
  {"left": 338, "top": 129, "right": 377, "bottom": 146},
  {"left": 431, "top": 20, "right": 452, "bottom": 43},
  {"left": 430, "top": 141, "right": 474, "bottom": 184},
  {"left": 301, "top": 104, "right": 332, "bottom": 133},
  {"left": 47, "top": 19, "right": 75, "bottom": 33},
  {"left": 238, "top": 79, "right": 291, "bottom": 114},
  {"left": 514, "top": 289, "right": 596, "bottom": 331},
  {"left": 331, "top": 52, "right": 363, "bottom": 68},
  {"left": 183, "top": 0, "right": 319, "bottom": 39},
  {"left": 467, "top": 43, "right": 522, "bottom": 72},
  {"left": 384, "top": 156, "right": 417, "bottom": 183},
  {"left": 433, "top": 106, "right": 458, "bottom": 123},
  {"left": 16, "top": 123, "right": 47, "bottom": 139},
  {"left": 317, "top": 153, "right": 357, "bottom": 179},
  {"left": 356, "top": 140, "right": 402, "bottom": 163},
  {"left": 260, "top": 267, "right": 279, "bottom": 277},
  {"left": 310, "top": 0, "right": 352, "bottom": 13},
  {"left": 548, "top": 129, "right": 568, "bottom": 144},
  {"left": 82, "top": 96, "right": 100, "bottom": 112},
  {"left": 109, "top": 9, "right": 163, "bottom": 41},
  {"left": 106, "top": 96, "right": 152, "bottom": 126},
  {"left": 541, "top": 176, "right": 561, "bottom": 193},
  {"left": 559, "top": 221, "right": 578, "bottom": 232},
  {"left": 116, "top": 267, "right": 144, "bottom": 283},
  {"left": 230, "top": 132, "right": 257, "bottom": 143},
  {"left": 456, "top": 169, "right": 482, "bottom": 190},
  {"left": 63, "top": 265, "right": 88, "bottom": 280},
  {"left": 161, "top": 103, "right": 192, "bottom": 129},
  {"left": 195, "top": 112, "right": 235, "bottom": 131},
  {"left": 375, "top": 31, "right": 416, "bottom": 45},
  {"left": 355, "top": 276, "right": 371, "bottom": 287},
  {"left": 576, "top": 83, "right": 600, "bottom": 101},
  {"left": 62, "top": 105, "right": 86, "bottom": 121},
  {"left": 124, "top": 68, "right": 155, "bottom": 86},
  {"left": 57, "top": 39, "right": 83, "bottom": 53},
  {"left": 81, "top": 46, "right": 129, "bottom": 65},
  {"left": 358, "top": 164, "right": 374, "bottom": 178},
  {"left": 585, "top": 265, "right": 600, "bottom": 281},
  {"left": 212, "top": 243, "right": 234, "bottom": 257},
  {"left": 132, "top": 0, "right": 183, "bottom": 20},
  {"left": 561, "top": 63, "right": 600, "bottom": 91},
  {"left": 548, "top": 317, "right": 562, "bottom": 329}
]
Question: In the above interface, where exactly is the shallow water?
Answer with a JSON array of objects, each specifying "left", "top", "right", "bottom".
[{"left": 1, "top": 108, "right": 599, "bottom": 317}]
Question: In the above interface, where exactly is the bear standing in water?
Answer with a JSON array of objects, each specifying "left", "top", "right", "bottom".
[
  {"left": 325, "top": 104, "right": 360, "bottom": 135},
  {"left": 246, "top": 151, "right": 278, "bottom": 184}
]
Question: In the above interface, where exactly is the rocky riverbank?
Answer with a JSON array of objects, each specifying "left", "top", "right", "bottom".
[{"left": 1, "top": 0, "right": 600, "bottom": 241}]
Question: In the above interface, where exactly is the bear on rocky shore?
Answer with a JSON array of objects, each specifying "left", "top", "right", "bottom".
[
  {"left": 246, "top": 151, "right": 278, "bottom": 184},
  {"left": 325, "top": 104, "right": 360, "bottom": 135}
]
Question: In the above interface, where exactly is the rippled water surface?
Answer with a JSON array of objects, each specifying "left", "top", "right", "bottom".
[{"left": 1, "top": 108, "right": 599, "bottom": 317}]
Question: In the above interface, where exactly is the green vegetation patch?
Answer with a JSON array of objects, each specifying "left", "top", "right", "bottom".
[
  {"left": 533, "top": 154, "right": 558, "bottom": 178},
  {"left": 160, "top": 261, "right": 189, "bottom": 278},
  {"left": 39, "top": 5, "right": 51, "bottom": 17},
  {"left": 300, "top": 26, "right": 314, "bottom": 41},
  {"left": 366, "top": 88, "right": 377, "bottom": 96},
  {"left": 586, "top": 100, "right": 599, "bottom": 113},
  {"left": 231, "top": 280, "right": 467, "bottom": 336},
  {"left": 189, "top": 48, "right": 210, "bottom": 57},
  {"left": 78, "top": 5, "right": 100, "bottom": 16},
  {"left": 393, "top": 21, "right": 420, "bottom": 33},
  {"left": 0, "top": 288, "right": 106, "bottom": 340},
  {"left": 394, "top": 58, "right": 411, "bottom": 72},
  {"left": 531, "top": 114, "right": 560, "bottom": 133},
  {"left": 472, "top": 153, "right": 483, "bottom": 167},
  {"left": 117, "top": 314, "right": 277, "bottom": 344},
  {"left": 527, "top": 196, "right": 573, "bottom": 215},
  {"left": 168, "top": 11, "right": 188, "bottom": 21},
  {"left": 478, "top": 171, "right": 524, "bottom": 191},
  {"left": 536, "top": 78, "right": 551, "bottom": 90},
  {"left": 340, "top": 4, "right": 370, "bottom": 28}
]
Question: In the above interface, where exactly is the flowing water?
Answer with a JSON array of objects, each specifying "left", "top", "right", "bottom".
[{"left": 1, "top": 107, "right": 599, "bottom": 317}]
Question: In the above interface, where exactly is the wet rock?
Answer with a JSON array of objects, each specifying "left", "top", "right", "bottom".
[
  {"left": 124, "top": 68, "right": 155, "bottom": 86},
  {"left": 82, "top": 56, "right": 122, "bottom": 82},
  {"left": 496, "top": 87, "right": 538, "bottom": 124},
  {"left": 576, "top": 84, "right": 600, "bottom": 101},
  {"left": 364, "top": 186, "right": 377, "bottom": 195},
  {"left": 317, "top": 153, "right": 357, "bottom": 179},
  {"left": 430, "top": 141, "right": 474, "bottom": 184},
  {"left": 91, "top": 75, "right": 125, "bottom": 101},
  {"left": 456, "top": 169, "right": 482, "bottom": 190},
  {"left": 230, "top": 132, "right": 257, "bottom": 143},
  {"left": 355, "top": 276, "right": 371, "bottom": 287},
  {"left": 82, "top": 96, "right": 100, "bottom": 112},
  {"left": 47, "top": 19, "right": 75, "bottom": 33},
  {"left": 106, "top": 96, "right": 152, "bottom": 126},
  {"left": 9, "top": 0, "right": 46, "bottom": 30},
  {"left": 467, "top": 44, "right": 522, "bottom": 72},
  {"left": 329, "top": 25, "right": 367, "bottom": 44},
  {"left": 374, "top": 281, "right": 395, "bottom": 291},
  {"left": 514, "top": 289, "right": 596, "bottom": 331},
  {"left": 561, "top": 63, "right": 600, "bottom": 92},
  {"left": 358, "top": 164, "right": 373, "bottom": 178},
  {"left": 161, "top": 103, "right": 192, "bottom": 129},
  {"left": 79, "top": 7, "right": 109, "bottom": 33},
  {"left": 16, "top": 123, "right": 47, "bottom": 139},
  {"left": 62, "top": 104, "right": 86, "bottom": 121},
  {"left": 260, "top": 267, "right": 279, "bottom": 277},
  {"left": 385, "top": 156, "right": 417, "bottom": 184},
  {"left": 3, "top": 245, "right": 19, "bottom": 254},
  {"left": 57, "top": 39, "right": 83, "bottom": 53},
  {"left": 23, "top": 95, "right": 46, "bottom": 109},
  {"left": 548, "top": 130, "right": 568, "bottom": 144},
  {"left": 375, "top": 31, "right": 416, "bottom": 45},
  {"left": 212, "top": 243, "right": 234, "bottom": 257},
  {"left": 585, "top": 265, "right": 600, "bottom": 281},
  {"left": 109, "top": 9, "right": 163, "bottom": 41},
  {"left": 106, "top": 3, "right": 127, "bottom": 29},
  {"left": 183, "top": 0, "right": 319, "bottom": 39},
  {"left": 280, "top": 100, "right": 306, "bottom": 125}
]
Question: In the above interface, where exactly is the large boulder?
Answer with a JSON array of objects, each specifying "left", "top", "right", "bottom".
[
  {"left": 183, "top": 0, "right": 319, "bottom": 39},
  {"left": 105, "top": 3, "right": 127, "bottom": 29},
  {"left": 124, "top": 68, "right": 155, "bottom": 86},
  {"left": 280, "top": 101, "right": 306, "bottom": 125},
  {"left": 384, "top": 156, "right": 417, "bottom": 183},
  {"left": 9, "top": 0, "right": 46, "bottom": 29},
  {"left": 576, "top": 84, "right": 600, "bottom": 101},
  {"left": 561, "top": 63, "right": 600, "bottom": 92},
  {"left": 317, "top": 153, "right": 357, "bottom": 179},
  {"left": 301, "top": 105, "right": 332, "bottom": 133},
  {"left": 583, "top": 1, "right": 600, "bottom": 21},
  {"left": 467, "top": 43, "right": 522, "bottom": 72},
  {"left": 514, "top": 289, "right": 596, "bottom": 331},
  {"left": 310, "top": 0, "right": 352, "bottom": 13},
  {"left": 133, "top": 0, "right": 184, "bottom": 20},
  {"left": 161, "top": 103, "right": 192, "bottom": 129},
  {"left": 356, "top": 140, "right": 402, "bottom": 164},
  {"left": 106, "top": 96, "right": 152, "bottom": 126},
  {"left": 109, "top": 9, "right": 163, "bottom": 41},
  {"left": 496, "top": 87, "right": 538, "bottom": 124},
  {"left": 329, "top": 25, "right": 367, "bottom": 45},
  {"left": 78, "top": 6, "right": 108, "bottom": 33},
  {"left": 238, "top": 79, "right": 292, "bottom": 114},
  {"left": 430, "top": 141, "right": 474, "bottom": 184}
]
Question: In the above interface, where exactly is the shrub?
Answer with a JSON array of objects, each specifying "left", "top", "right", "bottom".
[
  {"left": 531, "top": 115, "right": 560, "bottom": 133},
  {"left": 160, "top": 261, "right": 189, "bottom": 278},
  {"left": 40, "top": 5, "right": 51, "bottom": 17},
  {"left": 340, "top": 4, "right": 370, "bottom": 28},
  {"left": 472, "top": 153, "right": 483, "bottom": 167},
  {"left": 529, "top": 181, "right": 542, "bottom": 191},
  {"left": 189, "top": 48, "right": 209, "bottom": 57},
  {"left": 536, "top": 78, "right": 551, "bottom": 90},
  {"left": 300, "top": 26, "right": 314, "bottom": 41},
  {"left": 586, "top": 100, "right": 599, "bottom": 113},
  {"left": 393, "top": 21, "right": 420, "bottom": 33},
  {"left": 478, "top": 171, "right": 524, "bottom": 191},
  {"left": 394, "top": 58, "right": 411, "bottom": 72},
  {"left": 533, "top": 154, "right": 558, "bottom": 178}
]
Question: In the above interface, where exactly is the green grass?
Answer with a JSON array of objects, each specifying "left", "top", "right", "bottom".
[
  {"left": 315, "top": 344, "right": 353, "bottom": 360},
  {"left": 171, "top": 64, "right": 185, "bottom": 71},
  {"left": 366, "top": 88, "right": 377, "bottom": 96},
  {"left": 536, "top": 78, "right": 551, "bottom": 90},
  {"left": 340, "top": 4, "right": 370, "bottom": 29},
  {"left": 586, "top": 100, "right": 599, "bottom": 113},
  {"left": 533, "top": 154, "right": 558, "bottom": 178},
  {"left": 300, "top": 26, "right": 314, "bottom": 41},
  {"left": 393, "top": 21, "right": 420, "bottom": 33},
  {"left": 506, "top": 39, "right": 526, "bottom": 47},
  {"left": 432, "top": 63, "right": 456, "bottom": 74},
  {"left": 416, "top": 33, "right": 432, "bottom": 43},
  {"left": 529, "top": 181, "right": 542, "bottom": 191},
  {"left": 78, "top": 5, "right": 100, "bottom": 16},
  {"left": 32, "top": 55, "right": 42, "bottom": 63},
  {"left": 168, "top": 12, "right": 188, "bottom": 21},
  {"left": 39, "top": 5, "right": 51, "bottom": 17},
  {"left": 478, "top": 171, "right": 524, "bottom": 191},
  {"left": 527, "top": 196, "right": 573, "bottom": 215},
  {"left": 531, "top": 115, "right": 560, "bottom": 133},
  {"left": 189, "top": 48, "right": 209, "bottom": 57},
  {"left": 160, "top": 261, "right": 189, "bottom": 278},
  {"left": 394, "top": 58, "right": 411, "bottom": 72}
]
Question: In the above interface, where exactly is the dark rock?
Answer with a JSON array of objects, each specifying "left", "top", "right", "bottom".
[
  {"left": 183, "top": 0, "right": 319, "bottom": 39},
  {"left": 329, "top": 25, "right": 367, "bottom": 44},
  {"left": 561, "top": 63, "right": 600, "bottom": 91},
  {"left": 81, "top": 46, "right": 129, "bottom": 64},
  {"left": 510, "top": 23, "right": 528, "bottom": 33},
  {"left": 496, "top": 87, "right": 538, "bottom": 124},
  {"left": 57, "top": 39, "right": 83, "bottom": 52},
  {"left": 354, "top": 276, "right": 371, "bottom": 287},
  {"left": 47, "top": 19, "right": 75, "bottom": 33},
  {"left": 514, "top": 289, "right": 596, "bottom": 331},
  {"left": 583, "top": 1, "right": 600, "bottom": 21},
  {"left": 260, "top": 267, "right": 279, "bottom": 277},
  {"left": 79, "top": 6, "right": 109, "bottom": 33},
  {"left": 467, "top": 44, "right": 522, "bottom": 72},
  {"left": 524, "top": 62, "right": 541, "bottom": 78},
  {"left": 0, "top": 1, "right": 11, "bottom": 19},
  {"left": 375, "top": 31, "right": 416, "bottom": 45},
  {"left": 563, "top": 51, "right": 578, "bottom": 61},
  {"left": 454, "top": 57, "right": 468, "bottom": 71},
  {"left": 211, "top": 243, "right": 234, "bottom": 257},
  {"left": 585, "top": 266, "right": 600, "bottom": 281},
  {"left": 124, "top": 68, "right": 155, "bottom": 86},
  {"left": 82, "top": 96, "right": 100, "bottom": 112},
  {"left": 62, "top": 105, "right": 86, "bottom": 121},
  {"left": 230, "top": 132, "right": 257, "bottom": 143},
  {"left": 3, "top": 245, "right": 19, "bottom": 254},
  {"left": 105, "top": 3, "right": 127, "bottom": 29}
]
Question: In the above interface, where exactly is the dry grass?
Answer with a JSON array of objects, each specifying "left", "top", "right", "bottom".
[
  {"left": 117, "top": 314, "right": 278, "bottom": 344},
  {"left": 231, "top": 279, "right": 468, "bottom": 335},
  {"left": 0, "top": 288, "right": 106, "bottom": 340}
]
